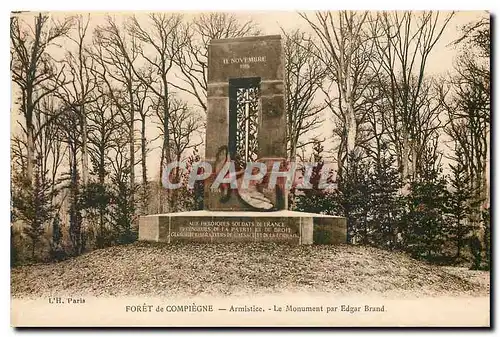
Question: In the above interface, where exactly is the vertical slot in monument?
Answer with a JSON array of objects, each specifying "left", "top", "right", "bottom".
[{"left": 229, "top": 77, "right": 261, "bottom": 170}]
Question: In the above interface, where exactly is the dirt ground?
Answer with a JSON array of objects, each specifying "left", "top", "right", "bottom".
[{"left": 11, "top": 242, "right": 490, "bottom": 299}]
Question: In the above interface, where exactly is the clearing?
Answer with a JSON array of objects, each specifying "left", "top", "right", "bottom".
[{"left": 11, "top": 242, "right": 490, "bottom": 298}]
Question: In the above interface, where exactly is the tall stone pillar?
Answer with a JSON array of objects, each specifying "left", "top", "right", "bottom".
[{"left": 205, "top": 35, "right": 287, "bottom": 211}]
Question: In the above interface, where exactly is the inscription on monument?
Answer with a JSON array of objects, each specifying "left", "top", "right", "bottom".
[
  {"left": 222, "top": 56, "right": 267, "bottom": 68},
  {"left": 168, "top": 217, "right": 301, "bottom": 243}
]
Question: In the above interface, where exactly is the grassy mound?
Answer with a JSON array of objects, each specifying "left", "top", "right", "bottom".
[{"left": 11, "top": 242, "right": 490, "bottom": 298}]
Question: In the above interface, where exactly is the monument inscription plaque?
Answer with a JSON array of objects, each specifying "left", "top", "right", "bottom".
[
  {"left": 164, "top": 215, "right": 303, "bottom": 244},
  {"left": 140, "top": 211, "right": 327, "bottom": 244}
]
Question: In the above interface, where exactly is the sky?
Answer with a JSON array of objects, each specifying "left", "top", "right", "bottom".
[{"left": 10, "top": 10, "right": 488, "bottom": 181}]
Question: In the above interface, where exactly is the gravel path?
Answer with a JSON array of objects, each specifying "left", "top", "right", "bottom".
[{"left": 11, "top": 242, "right": 490, "bottom": 298}]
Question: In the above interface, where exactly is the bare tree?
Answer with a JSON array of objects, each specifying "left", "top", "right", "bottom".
[
  {"left": 300, "top": 11, "right": 376, "bottom": 177},
  {"left": 33, "top": 96, "right": 66, "bottom": 199},
  {"left": 168, "top": 99, "right": 203, "bottom": 164},
  {"left": 370, "top": 11, "right": 454, "bottom": 181},
  {"left": 107, "top": 119, "right": 137, "bottom": 244},
  {"left": 132, "top": 70, "right": 153, "bottom": 214},
  {"left": 11, "top": 135, "right": 26, "bottom": 173},
  {"left": 87, "top": 87, "right": 121, "bottom": 186},
  {"left": 152, "top": 96, "right": 202, "bottom": 212},
  {"left": 126, "top": 13, "right": 189, "bottom": 182},
  {"left": 441, "top": 16, "right": 490, "bottom": 235},
  {"left": 92, "top": 16, "right": 141, "bottom": 209},
  {"left": 10, "top": 12, "right": 72, "bottom": 185},
  {"left": 354, "top": 76, "right": 387, "bottom": 166},
  {"left": 282, "top": 29, "right": 326, "bottom": 160},
  {"left": 173, "top": 12, "right": 260, "bottom": 113},
  {"left": 57, "top": 102, "right": 84, "bottom": 254},
  {"left": 85, "top": 83, "right": 123, "bottom": 244},
  {"left": 57, "top": 14, "right": 96, "bottom": 187}
]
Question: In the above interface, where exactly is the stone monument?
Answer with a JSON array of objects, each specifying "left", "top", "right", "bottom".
[
  {"left": 204, "top": 35, "right": 287, "bottom": 212},
  {"left": 139, "top": 35, "right": 346, "bottom": 245}
]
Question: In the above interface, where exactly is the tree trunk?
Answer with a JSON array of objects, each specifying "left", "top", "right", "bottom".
[
  {"left": 411, "top": 141, "right": 417, "bottom": 180},
  {"left": 289, "top": 140, "right": 297, "bottom": 161},
  {"left": 169, "top": 153, "right": 181, "bottom": 212},
  {"left": 345, "top": 102, "right": 356, "bottom": 155},
  {"left": 141, "top": 117, "right": 148, "bottom": 214},
  {"left": 129, "top": 114, "right": 135, "bottom": 201},
  {"left": 81, "top": 107, "right": 89, "bottom": 187},
  {"left": 80, "top": 106, "right": 89, "bottom": 243},
  {"left": 402, "top": 135, "right": 410, "bottom": 181},
  {"left": 98, "top": 147, "right": 105, "bottom": 245},
  {"left": 162, "top": 78, "right": 171, "bottom": 212},
  {"left": 336, "top": 135, "right": 346, "bottom": 182},
  {"left": 69, "top": 146, "right": 81, "bottom": 254},
  {"left": 26, "top": 124, "right": 35, "bottom": 185},
  {"left": 159, "top": 150, "right": 165, "bottom": 214},
  {"left": 128, "top": 83, "right": 135, "bottom": 211}
]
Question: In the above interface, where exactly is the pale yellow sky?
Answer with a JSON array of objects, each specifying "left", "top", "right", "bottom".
[{"left": 10, "top": 11, "right": 489, "bottom": 180}]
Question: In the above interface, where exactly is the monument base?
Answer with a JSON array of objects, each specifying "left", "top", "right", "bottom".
[{"left": 139, "top": 210, "right": 346, "bottom": 245}]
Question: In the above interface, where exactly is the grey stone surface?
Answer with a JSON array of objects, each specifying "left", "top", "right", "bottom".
[
  {"left": 300, "top": 216, "right": 314, "bottom": 245},
  {"left": 205, "top": 97, "right": 229, "bottom": 162},
  {"left": 139, "top": 211, "right": 347, "bottom": 245},
  {"left": 205, "top": 35, "right": 286, "bottom": 211},
  {"left": 138, "top": 215, "right": 159, "bottom": 242},
  {"left": 208, "top": 35, "right": 283, "bottom": 83}
]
